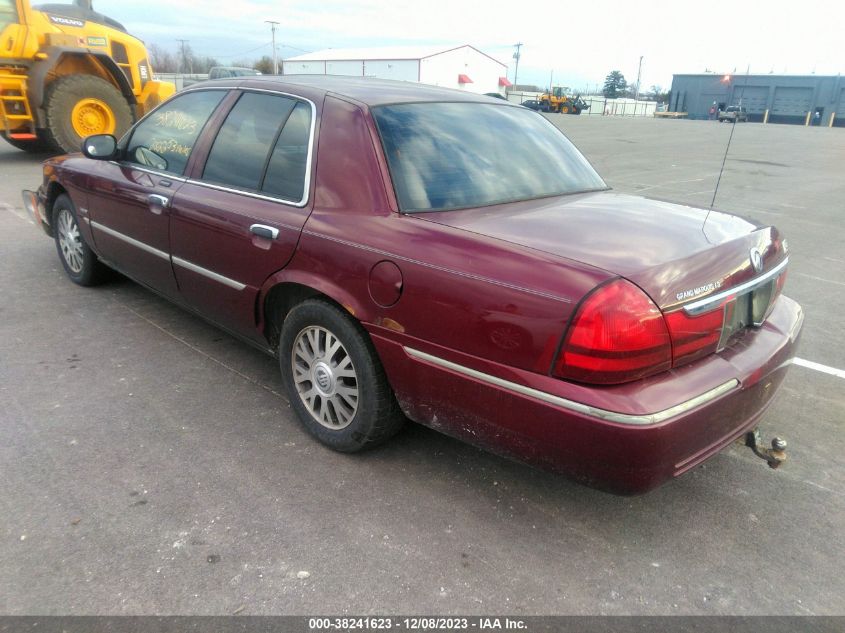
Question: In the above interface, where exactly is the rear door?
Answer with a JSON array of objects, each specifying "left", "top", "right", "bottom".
[
  {"left": 169, "top": 90, "right": 316, "bottom": 341},
  {"left": 85, "top": 89, "right": 227, "bottom": 298}
]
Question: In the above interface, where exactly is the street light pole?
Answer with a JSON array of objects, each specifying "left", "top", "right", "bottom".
[
  {"left": 265, "top": 20, "right": 279, "bottom": 74},
  {"left": 634, "top": 55, "right": 643, "bottom": 101},
  {"left": 512, "top": 42, "right": 522, "bottom": 89},
  {"left": 177, "top": 39, "right": 189, "bottom": 75}
]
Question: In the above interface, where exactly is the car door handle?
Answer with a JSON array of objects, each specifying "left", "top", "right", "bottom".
[
  {"left": 148, "top": 194, "right": 169, "bottom": 214},
  {"left": 250, "top": 224, "right": 279, "bottom": 240}
]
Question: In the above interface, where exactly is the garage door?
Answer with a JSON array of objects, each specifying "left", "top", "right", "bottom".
[
  {"left": 772, "top": 87, "right": 812, "bottom": 115},
  {"left": 732, "top": 86, "right": 767, "bottom": 114},
  {"left": 836, "top": 88, "right": 845, "bottom": 127}
]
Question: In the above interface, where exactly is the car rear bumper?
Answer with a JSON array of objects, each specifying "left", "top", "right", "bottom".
[{"left": 371, "top": 295, "right": 803, "bottom": 495}]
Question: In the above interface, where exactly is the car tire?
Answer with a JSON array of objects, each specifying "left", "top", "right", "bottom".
[
  {"left": 279, "top": 298, "right": 404, "bottom": 452},
  {"left": 52, "top": 193, "right": 107, "bottom": 286}
]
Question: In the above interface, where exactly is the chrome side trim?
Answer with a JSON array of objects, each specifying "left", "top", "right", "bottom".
[
  {"left": 90, "top": 221, "right": 169, "bottom": 261},
  {"left": 172, "top": 256, "right": 246, "bottom": 291},
  {"left": 683, "top": 258, "right": 789, "bottom": 316},
  {"left": 404, "top": 347, "right": 740, "bottom": 426}
]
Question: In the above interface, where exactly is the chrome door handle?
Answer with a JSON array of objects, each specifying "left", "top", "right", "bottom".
[
  {"left": 250, "top": 224, "right": 279, "bottom": 240},
  {"left": 148, "top": 194, "right": 169, "bottom": 214}
]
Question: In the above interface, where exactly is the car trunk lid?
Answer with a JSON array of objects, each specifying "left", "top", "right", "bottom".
[{"left": 418, "top": 191, "right": 788, "bottom": 311}]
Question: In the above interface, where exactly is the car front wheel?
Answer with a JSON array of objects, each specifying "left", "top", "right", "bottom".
[
  {"left": 52, "top": 193, "right": 107, "bottom": 286},
  {"left": 279, "top": 299, "right": 404, "bottom": 452}
]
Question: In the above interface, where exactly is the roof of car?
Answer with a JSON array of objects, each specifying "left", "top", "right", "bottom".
[{"left": 193, "top": 74, "right": 516, "bottom": 107}]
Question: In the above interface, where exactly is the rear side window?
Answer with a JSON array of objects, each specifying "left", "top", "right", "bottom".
[
  {"left": 126, "top": 90, "right": 225, "bottom": 175},
  {"left": 262, "top": 102, "right": 311, "bottom": 201},
  {"left": 202, "top": 92, "right": 312, "bottom": 203}
]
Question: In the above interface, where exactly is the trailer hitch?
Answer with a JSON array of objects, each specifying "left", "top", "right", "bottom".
[{"left": 744, "top": 428, "right": 787, "bottom": 469}]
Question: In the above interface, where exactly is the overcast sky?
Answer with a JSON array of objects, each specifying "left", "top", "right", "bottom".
[{"left": 95, "top": 0, "right": 842, "bottom": 92}]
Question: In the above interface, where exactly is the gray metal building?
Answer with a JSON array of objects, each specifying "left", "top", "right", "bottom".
[{"left": 670, "top": 73, "right": 844, "bottom": 126}]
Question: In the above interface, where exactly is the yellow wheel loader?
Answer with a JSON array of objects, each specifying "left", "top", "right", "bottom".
[
  {"left": 0, "top": 0, "right": 174, "bottom": 153},
  {"left": 538, "top": 87, "right": 590, "bottom": 115}
]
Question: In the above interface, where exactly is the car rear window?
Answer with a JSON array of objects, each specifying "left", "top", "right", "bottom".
[{"left": 372, "top": 103, "right": 606, "bottom": 213}]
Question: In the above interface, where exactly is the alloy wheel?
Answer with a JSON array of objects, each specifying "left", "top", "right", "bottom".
[
  {"left": 291, "top": 325, "right": 359, "bottom": 429},
  {"left": 57, "top": 208, "right": 84, "bottom": 273}
]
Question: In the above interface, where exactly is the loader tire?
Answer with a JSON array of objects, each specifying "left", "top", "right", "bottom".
[{"left": 42, "top": 75, "right": 134, "bottom": 154}]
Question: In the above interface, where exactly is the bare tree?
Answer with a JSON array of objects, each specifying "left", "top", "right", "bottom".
[
  {"left": 253, "top": 56, "right": 274, "bottom": 74},
  {"left": 193, "top": 56, "right": 221, "bottom": 74},
  {"left": 649, "top": 85, "right": 670, "bottom": 102},
  {"left": 147, "top": 43, "right": 176, "bottom": 73}
]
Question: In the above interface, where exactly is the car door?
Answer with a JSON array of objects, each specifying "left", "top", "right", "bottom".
[
  {"left": 84, "top": 89, "right": 228, "bottom": 298},
  {"left": 168, "top": 90, "right": 316, "bottom": 341}
]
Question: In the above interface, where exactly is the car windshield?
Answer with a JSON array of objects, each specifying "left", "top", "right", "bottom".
[{"left": 372, "top": 102, "right": 607, "bottom": 213}]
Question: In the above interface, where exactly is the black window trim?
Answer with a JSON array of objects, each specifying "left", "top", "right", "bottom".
[{"left": 186, "top": 87, "right": 318, "bottom": 209}]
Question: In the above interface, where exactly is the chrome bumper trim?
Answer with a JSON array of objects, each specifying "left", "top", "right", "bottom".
[
  {"left": 90, "top": 220, "right": 169, "bottom": 261},
  {"left": 682, "top": 257, "right": 789, "bottom": 316},
  {"left": 172, "top": 256, "right": 246, "bottom": 291},
  {"left": 404, "top": 347, "right": 739, "bottom": 426}
]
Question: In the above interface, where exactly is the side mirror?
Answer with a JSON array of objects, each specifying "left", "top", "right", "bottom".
[{"left": 82, "top": 134, "right": 118, "bottom": 160}]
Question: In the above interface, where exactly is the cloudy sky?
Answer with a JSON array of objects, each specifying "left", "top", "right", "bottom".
[{"left": 96, "top": 0, "right": 842, "bottom": 92}]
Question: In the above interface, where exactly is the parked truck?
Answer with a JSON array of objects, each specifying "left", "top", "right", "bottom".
[
  {"left": 0, "top": 0, "right": 175, "bottom": 153},
  {"left": 538, "top": 87, "right": 589, "bottom": 115}
]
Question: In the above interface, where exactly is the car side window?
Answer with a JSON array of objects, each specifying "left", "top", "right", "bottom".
[
  {"left": 262, "top": 102, "right": 312, "bottom": 202},
  {"left": 125, "top": 90, "right": 225, "bottom": 175},
  {"left": 201, "top": 92, "right": 312, "bottom": 203},
  {"left": 202, "top": 92, "right": 297, "bottom": 192}
]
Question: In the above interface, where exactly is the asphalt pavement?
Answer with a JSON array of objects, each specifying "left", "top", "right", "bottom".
[{"left": 1, "top": 116, "right": 843, "bottom": 615}]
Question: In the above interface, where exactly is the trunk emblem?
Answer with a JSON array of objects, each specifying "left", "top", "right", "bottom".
[{"left": 750, "top": 248, "right": 763, "bottom": 273}]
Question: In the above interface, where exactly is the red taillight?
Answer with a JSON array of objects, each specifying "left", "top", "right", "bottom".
[
  {"left": 664, "top": 307, "right": 723, "bottom": 366},
  {"left": 553, "top": 279, "right": 672, "bottom": 385}
]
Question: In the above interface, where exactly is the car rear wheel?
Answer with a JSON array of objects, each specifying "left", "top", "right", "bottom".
[
  {"left": 53, "top": 194, "right": 107, "bottom": 286},
  {"left": 279, "top": 299, "right": 404, "bottom": 452}
]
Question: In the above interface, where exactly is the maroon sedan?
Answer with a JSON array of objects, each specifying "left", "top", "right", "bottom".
[{"left": 22, "top": 76, "right": 803, "bottom": 494}]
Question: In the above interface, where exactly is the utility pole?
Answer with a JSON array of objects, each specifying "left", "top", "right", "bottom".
[
  {"left": 512, "top": 42, "right": 522, "bottom": 89},
  {"left": 177, "top": 39, "right": 189, "bottom": 75},
  {"left": 634, "top": 55, "right": 643, "bottom": 101},
  {"left": 265, "top": 20, "right": 280, "bottom": 74}
]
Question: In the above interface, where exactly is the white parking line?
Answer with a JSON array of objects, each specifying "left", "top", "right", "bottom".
[
  {"left": 794, "top": 272, "right": 845, "bottom": 288},
  {"left": 0, "top": 202, "right": 32, "bottom": 224},
  {"left": 794, "top": 358, "right": 845, "bottom": 380}
]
